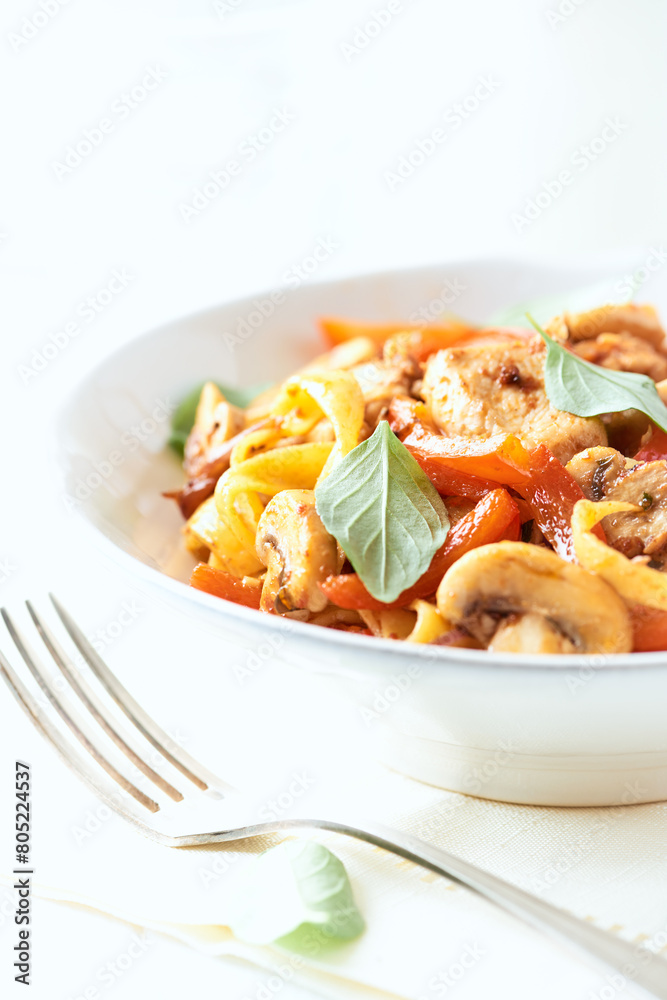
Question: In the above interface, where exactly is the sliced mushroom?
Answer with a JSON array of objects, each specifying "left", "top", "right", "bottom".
[
  {"left": 436, "top": 541, "right": 632, "bottom": 654},
  {"left": 603, "top": 462, "right": 667, "bottom": 564},
  {"left": 567, "top": 448, "right": 667, "bottom": 566},
  {"left": 255, "top": 490, "right": 339, "bottom": 614},
  {"left": 488, "top": 613, "right": 576, "bottom": 654},
  {"left": 565, "top": 447, "right": 627, "bottom": 500},
  {"left": 184, "top": 382, "right": 245, "bottom": 479}
]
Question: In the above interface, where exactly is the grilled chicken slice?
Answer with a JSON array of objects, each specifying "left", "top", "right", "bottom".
[
  {"left": 571, "top": 332, "right": 667, "bottom": 382},
  {"left": 352, "top": 357, "right": 420, "bottom": 428},
  {"left": 561, "top": 303, "right": 666, "bottom": 347},
  {"left": 421, "top": 339, "right": 606, "bottom": 464}
]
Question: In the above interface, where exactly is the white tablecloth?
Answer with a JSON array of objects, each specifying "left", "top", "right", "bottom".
[{"left": 2, "top": 1, "right": 667, "bottom": 997}]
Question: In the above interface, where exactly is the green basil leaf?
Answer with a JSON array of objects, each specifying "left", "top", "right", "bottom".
[
  {"left": 527, "top": 315, "right": 667, "bottom": 432},
  {"left": 315, "top": 420, "right": 450, "bottom": 602},
  {"left": 227, "top": 841, "right": 365, "bottom": 947},
  {"left": 167, "top": 380, "right": 273, "bottom": 457}
]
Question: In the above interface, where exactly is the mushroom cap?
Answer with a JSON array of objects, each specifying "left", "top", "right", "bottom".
[
  {"left": 436, "top": 541, "right": 632, "bottom": 654},
  {"left": 256, "top": 489, "right": 338, "bottom": 614}
]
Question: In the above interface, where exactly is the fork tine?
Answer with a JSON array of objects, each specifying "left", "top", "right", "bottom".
[
  {"left": 26, "top": 601, "right": 184, "bottom": 803},
  {"left": 0, "top": 650, "right": 153, "bottom": 831},
  {"left": 50, "top": 594, "right": 232, "bottom": 794},
  {"left": 1, "top": 609, "right": 160, "bottom": 813}
]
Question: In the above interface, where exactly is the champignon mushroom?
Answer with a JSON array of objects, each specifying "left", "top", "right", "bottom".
[
  {"left": 567, "top": 449, "right": 667, "bottom": 566},
  {"left": 436, "top": 541, "right": 632, "bottom": 654},
  {"left": 488, "top": 613, "right": 576, "bottom": 654},
  {"left": 565, "top": 447, "right": 628, "bottom": 501},
  {"left": 184, "top": 382, "right": 245, "bottom": 479},
  {"left": 256, "top": 490, "right": 339, "bottom": 614}
]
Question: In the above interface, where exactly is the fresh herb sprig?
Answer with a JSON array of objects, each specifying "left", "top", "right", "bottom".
[
  {"left": 227, "top": 841, "right": 364, "bottom": 946},
  {"left": 315, "top": 421, "right": 449, "bottom": 602},
  {"left": 527, "top": 315, "right": 667, "bottom": 433}
]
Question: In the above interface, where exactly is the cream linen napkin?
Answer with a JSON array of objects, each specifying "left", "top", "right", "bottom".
[{"left": 2, "top": 716, "right": 667, "bottom": 1000}]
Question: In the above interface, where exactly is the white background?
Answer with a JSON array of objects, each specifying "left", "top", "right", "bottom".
[{"left": 1, "top": 1, "right": 666, "bottom": 998}]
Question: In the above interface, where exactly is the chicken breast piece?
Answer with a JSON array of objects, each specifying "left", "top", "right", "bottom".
[
  {"left": 352, "top": 356, "right": 419, "bottom": 428},
  {"left": 571, "top": 332, "right": 667, "bottom": 382},
  {"left": 421, "top": 339, "right": 606, "bottom": 464},
  {"left": 563, "top": 303, "right": 666, "bottom": 347}
]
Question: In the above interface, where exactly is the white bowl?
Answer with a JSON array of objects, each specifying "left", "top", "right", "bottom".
[{"left": 56, "top": 258, "right": 667, "bottom": 807}]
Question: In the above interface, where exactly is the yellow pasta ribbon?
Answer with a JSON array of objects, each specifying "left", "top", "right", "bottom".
[
  {"left": 358, "top": 608, "right": 417, "bottom": 639},
  {"left": 229, "top": 425, "right": 282, "bottom": 466},
  {"left": 406, "top": 600, "right": 450, "bottom": 644},
  {"left": 271, "top": 371, "right": 364, "bottom": 481},
  {"left": 185, "top": 496, "right": 219, "bottom": 553},
  {"left": 213, "top": 442, "right": 333, "bottom": 576},
  {"left": 572, "top": 499, "right": 667, "bottom": 609}
]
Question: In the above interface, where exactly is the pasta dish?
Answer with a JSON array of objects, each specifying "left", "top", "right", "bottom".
[{"left": 165, "top": 303, "right": 667, "bottom": 655}]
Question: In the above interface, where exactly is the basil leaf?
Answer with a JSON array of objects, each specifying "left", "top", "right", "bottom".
[
  {"left": 167, "top": 380, "right": 273, "bottom": 457},
  {"left": 227, "top": 841, "right": 364, "bottom": 947},
  {"left": 528, "top": 316, "right": 667, "bottom": 432},
  {"left": 315, "top": 421, "right": 450, "bottom": 602}
]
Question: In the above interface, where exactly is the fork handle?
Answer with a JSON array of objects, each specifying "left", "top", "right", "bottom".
[{"left": 185, "top": 817, "right": 666, "bottom": 998}]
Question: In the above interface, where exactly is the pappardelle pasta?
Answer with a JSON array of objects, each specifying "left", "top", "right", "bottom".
[{"left": 165, "top": 304, "right": 667, "bottom": 654}]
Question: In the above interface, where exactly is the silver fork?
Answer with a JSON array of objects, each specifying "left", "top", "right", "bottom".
[{"left": 1, "top": 596, "right": 665, "bottom": 999}]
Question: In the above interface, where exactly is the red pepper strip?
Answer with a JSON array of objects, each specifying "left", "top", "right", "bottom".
[
  {"left": 395, "top": 327, "right": 535, "bottom": 363},
  {"left": 412, "top": 455, "right": 506, "bottom": 500},
  {"left": 389, "top": 398, "right": 515, "bottom": 498},
  {"left": 635, "top": 426, "right": 667, "bottom": 463},
  {"left": 511, "top": 496, "right": 534, "bottom": 524},
  {"left": 393, "top": 420, "right": 531, "bottom": 487},
  {"left": 630, "top": 605, "right": 667, "bottom": 652},
  {"left": 512, "top": 444, "right": 607, "bottom": 561},
  {"left": 389, "top": 399, "right": 602, "bottom": 560},
  {"left": 319, "top": 488, "right": 520, "bottom": 610},
  {"left": 318, "top": 316, "right": 476, "bottom": 349},
  {"left": 415, "top": 438, "right": 602, "bottom": 560},
  {"left": 500, "top": 512, "right": 521, "bottom": 542},
  {"left": 190, "top": 563, "right": 262, "bottom": 610}
]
